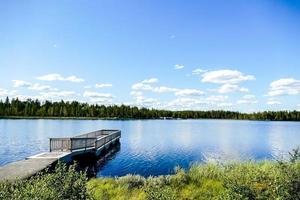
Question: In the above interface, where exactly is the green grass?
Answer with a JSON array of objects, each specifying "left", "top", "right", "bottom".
[{"left": 1, "top": 149, "right": 300, "bottom": 200}]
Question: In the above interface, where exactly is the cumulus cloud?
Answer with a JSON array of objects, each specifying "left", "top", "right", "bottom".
[
  {"left": 267, "top": 78, "right": 300, "bottom": 97},
  {"left": 129, "top": 90, "right": 160, "bottom": 108},
  {"left": 163, "top": 95, "right": 229, "bottom": 110},
  {"left": 130, "top": 91, "right": 143, "bottom": 97},
  {"left": 201, "top": 69, "right": 255, "bottom": 84},
  {"left": 267, "top": 100, "right": 282, "bottom": 105},
  {"left": 12, "top": 80, "right": 32, "bottom": 88},
  {"left": 40, "top": 91, "right": 77, "bottom": 98},
  {"left": 29, "top": 83, "right": 55, "bottom": 91},
  {"left": 166, "top": 98, "right": 205, "bottom": 109},
  {"left": 174, "top": 64, "right": 184, "bottom": 70},
  {"left": 132, "top": 83, "right": 154, "bottom": 91},
  {"left": 217, "top": 84, "right": 249, "bottom": 94},
  {"left": 205, "top": 95, "right": 229, "bottom": 102},
  {"left": 13, "top": 91, "right": 78, "bottom": 102},
  {"left": 0, "top": 88, "right": 17, "bottom": 97},
  {"left": 12, "top": 80, "right": 57, "bottom": 91},
  {"left": 83, "top": 91, "right": 114, "bottom": 104},
  {"left": 153, "top": 86, "right": 178, "bottom": 93},
  {"left": 36, "top": 73, "right": 84, "bottom": 83},
  {"left": 237, "top": 94, "right": 258, "bottom": 104},
  {"left": 132, "top": 79, "right": 175, "bottom": 93},
  {"left": 192, "top": 68, "right": 207, "bottom": 75},
  {"left": 174, "top": 89, "right": 204, "bottom": 97},
  {"left": 217, "top": 102, "right": 233, "bottom": 107},
  {"left": 83, "top": 91, "right": 114, "bottom": 99},
  {"left": 132, "top": 80, "right": 205, "bottom": 98},
  {"left": 141, "top": 78, "right": 158, "bottom": 84},
  {"left": 95, "top": 83, "right": 113, "bottom": 88},
  {"left": 164, "top": 95, "right": 231, "bottom": 110}
]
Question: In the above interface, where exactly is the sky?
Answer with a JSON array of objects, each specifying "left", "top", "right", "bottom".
[{"left": 0, "top": 0, "right": 300, "bottom": 112}]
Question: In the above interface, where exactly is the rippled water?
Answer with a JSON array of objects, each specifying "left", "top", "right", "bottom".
[{"left": 0, "top": 119, "right": 300, "bottom": 176}]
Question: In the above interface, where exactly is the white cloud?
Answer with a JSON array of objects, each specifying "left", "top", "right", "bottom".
[
  {"left": 132, "top": 83, "right": 153, "bottom": 91},
  {"left": 37, "top": 73, "right": 84, "bottom": 83},
  {"left": 205, "top": 95, "right": 228, "bottom": 102},
  {"left": 12, "top": 80, "right": 31, "bottom": 88},
  {"left": 192, "top": 68, "right": 207, "bottom": 75},
  {"left": 129, "top": 91, "right": 160, "bottom": 108},
  {"left": 267, "top": 100, "right": 282, "bottom": 105},
  {"left": 89, "top": 98, "right": 113, "bottom": 104},
  {"left": 83, "top": 91, "right": 114, "bottom": 99},
  {"left": 174, "top": 89, "right": 204, "bottom": 97},
  {"left": 12, "top": 80, "right": 56, "bottom": 91},
  {"left": 132, "top": 78, "right": 178, "bottom": 93},
  {"left": 237, "top": 99, "right": 257, "bottom": 104},
  {"left": 174, "top": 64, "right": 184, "bottom": 70},
  {"left": 217, "top": 102, "right": 233, "bottom": 107},
  {"left": 40, "top": 91, "right": 77, "bottom": 98},
  {"left": 267, "top": 78, "right": 300, "bottom": 97},
  {"left": 95, "top": 83, "right": 113, "bottom": 88},
  {"left": 130, "top": 91, "right": 143, "bottom": 97},
  {"left": 166, "top": 98, "right": 205, "bottom": 109},
  {"left": 136, "top": 96, "right": 159, "bottom": 106},
  {"left": 28, "top": 83, "right": 54, "bottom": 91},
  {"left": 0, "top": 88, "right": 17, "bottom": 97},
  {"left": 153, "top": 86, "right": 178, "bottom": 93},
  {"left": 83, "top": 91, "right": 114, "bottom": 104},
  {"left": 164, "top": 95, "right": 231, "bottom": 110},
  {"left": 237, "top": 94, "right": 258, "bottom": 104},
  {"left": 243, "top": 94, "right": 256, "bottom": 99},
  {"left": 141, "top": 78, "right": 158, "bottom": 84},
  {"left": 217, "top": 84, "right": 249, "bottom": 94},
  {"left": 201, "top": 69, "right": 255, "bottom": 84}
]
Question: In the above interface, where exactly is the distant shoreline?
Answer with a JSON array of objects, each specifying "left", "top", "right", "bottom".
[
  {"left": 0, "top": 116, "right": 300, "bottom": 122},
  {"left": 1, "top": 98, "right": 299, "bottom": 121}
]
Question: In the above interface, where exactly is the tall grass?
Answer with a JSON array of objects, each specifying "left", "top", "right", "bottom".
[{"left": 1, "top": 149, "right": 300, "bottom": 199}]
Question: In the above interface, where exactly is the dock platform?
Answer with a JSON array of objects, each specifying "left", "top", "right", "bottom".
[{"left": 0, "top": 129, "right": 121, "bottom": 182}]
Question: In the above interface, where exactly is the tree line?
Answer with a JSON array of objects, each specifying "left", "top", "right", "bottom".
[{"left": 0, "top": 97, "right": 299, "bottom": 121}]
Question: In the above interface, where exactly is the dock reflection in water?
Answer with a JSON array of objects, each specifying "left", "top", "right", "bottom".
[{"left": 73, "top": 141, "right": 121, "bottom": 177}]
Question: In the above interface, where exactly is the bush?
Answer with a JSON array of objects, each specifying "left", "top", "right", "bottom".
[
  {"left": 117, "top": 174, "right": 146, "bottom": 189},
  {"left": 2, "top": 149, "right": 300, "bottom": 200},
  {"left": 0, "top": 162, "right": 87, "bottom": 200}
]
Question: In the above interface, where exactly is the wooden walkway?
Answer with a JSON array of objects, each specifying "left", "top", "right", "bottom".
[{"left": 0, "top": 129, "right": 121, "bottom": 182}]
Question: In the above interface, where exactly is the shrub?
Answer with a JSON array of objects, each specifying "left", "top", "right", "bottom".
[
  {"left": 117, "top": 174, "right": 146, "bottom": 190},
  {"left": 0, "top": 162, "right": 87, "bottom": 200}
]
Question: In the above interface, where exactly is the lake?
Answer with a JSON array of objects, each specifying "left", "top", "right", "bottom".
[{"left": 0, "top": 119, "right": 299, "bottom": 177}]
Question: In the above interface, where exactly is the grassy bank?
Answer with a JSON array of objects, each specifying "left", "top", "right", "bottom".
[{"left": 1, "top": 151, "right": 300, "bottom": 200}]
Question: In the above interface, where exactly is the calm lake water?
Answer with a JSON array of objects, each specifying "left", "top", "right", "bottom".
[{"left": 0, "top": 119, "right": 300, "bottom": 177}]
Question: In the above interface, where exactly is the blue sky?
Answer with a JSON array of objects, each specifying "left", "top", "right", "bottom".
[{"left": 0, "top": 0, "right": 300, "bottom": 112}]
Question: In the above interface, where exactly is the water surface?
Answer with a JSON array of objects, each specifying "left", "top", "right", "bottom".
[{"left": 0, "top": 119, "right": 299, "bottom": 176}]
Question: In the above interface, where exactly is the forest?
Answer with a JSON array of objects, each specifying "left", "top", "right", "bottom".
[{"left": 0, "top": 97, "right": 299, "bottom": 121}]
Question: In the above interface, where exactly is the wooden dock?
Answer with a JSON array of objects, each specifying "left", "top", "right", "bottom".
[{"left": 0, "top": 129, "right": 121, "bottom": 182}]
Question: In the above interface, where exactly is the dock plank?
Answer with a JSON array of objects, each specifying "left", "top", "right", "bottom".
[{"left": 0, "top": 158, "right": 57, "bottom": 181}]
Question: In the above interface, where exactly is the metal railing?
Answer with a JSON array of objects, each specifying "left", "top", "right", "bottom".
[{"left": 49, "top": 130, "right": 121, "bottom": 152}]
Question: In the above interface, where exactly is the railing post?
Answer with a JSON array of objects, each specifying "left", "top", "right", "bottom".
[
  {"left": 70, "top": 138, "right": 72, "bottom": 152},
  {"left": 71, "top": 138, "right": 73, "bottom": 152}
]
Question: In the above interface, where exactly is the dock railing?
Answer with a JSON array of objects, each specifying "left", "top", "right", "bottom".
[{"left": 49, "top": 130, "right": 121, "bottom": 152}]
